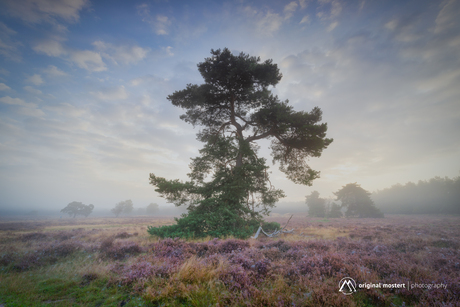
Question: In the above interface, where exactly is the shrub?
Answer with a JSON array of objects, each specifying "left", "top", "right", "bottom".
[
  {"left": 20, "top": 232, "right": 48, "bottom": 242},
  {"left": 114, "top": 232, "right": 132, "bottom": 239},
  {"left": 101, "top": 241, "right": 143, "bottom": 260},
  {"left": 218, "top": 239, "right": 250, "bottom": 254}
]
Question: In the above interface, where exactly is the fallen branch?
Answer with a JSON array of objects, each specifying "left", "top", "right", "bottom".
[{"left": 251, "top": 215, "right": 295, "bottom": 239}]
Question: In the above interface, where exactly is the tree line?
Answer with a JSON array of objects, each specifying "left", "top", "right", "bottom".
[
  {"left": 372, "top": 176, "right": 460, "bottom": 214},
  {"left": 60, "top": 201, "right": 160, "bottom": 218}
]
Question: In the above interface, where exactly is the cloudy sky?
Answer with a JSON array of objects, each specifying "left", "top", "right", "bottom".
[{"left": 0, "top": 0, "right": 459, "bottom": 212}]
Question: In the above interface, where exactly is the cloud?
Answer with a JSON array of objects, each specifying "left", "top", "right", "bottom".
[
  {"left": 92, "top": 41, "right": 150, "bottom": 65},
  {"left": 299, "top": 0, "right": 308, "bottom": 9},
  {"left": 23, "top": 86, "right": 43, "bottom": 95},
  {"left": 256, "top": 11, "right": 284, "bottom": 36},
  {"left": 300, "top": 15, "right": 310, "bottom": 24},
  {"left": 0, "top": 96, "right": 36, "bottom": 108},
  {"left": 33, "top": 40, "right": 106, "bottom": 72},
  {"left": 33, "top": 40, "right": 67, "bottom": 56},
  {"left": 163, "top": 46, "right": 174, "bottom": 56},
  {"left": 316, "top": 0, "right": 342, "bottom": 20},
  {"left": 25, "top": 74, "right": 44, "bottom": 85},
  {"left": 2, "top": 0, "right": 89, "bottom": 24},
  {"left": 130, "top": 75, "right": 166, "bottom": 87},
  {"left": 0, "top": 68, "right": 9, "bottom": 76},
  {"left": 0, "top": 83, "right": 11, "bottom": 91},
  {"left": 284, "top": 2, "right": 298, "bottom": 20},
  {"left": 137, "top": 4, "right": 171, "bottom": 35},
  {"left": 327, "top": 21, "right": 338, "bottom": 32},
  {"left": 17, "top": 107, "right": 45, "bottom": 117},
  {"left": 92, "top": 85, "right": 128, "bottom": 101},
  {"left": 70, "top": 50, "right": 106, "bottom": 72},
  {"left": 0, "top": 22, "right": 22, "bottom": 62},
  {"left": 43, "top": 65, "right": 67, "bottom": 76},
  {"left": 435, "top": 0, "right": 460, "bottom": 34}
]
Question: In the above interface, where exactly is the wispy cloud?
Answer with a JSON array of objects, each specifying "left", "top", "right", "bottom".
[
  {"left": 23, "top": 86, "right": 42, "bottom": 95},
  {"left": 69, "top": 50, "right": 106, "bottom": 72},
  {"left": 33, "top": 40, "right": 67, "bottom": 56},
  {"left": 92, "top": 41, "right": 150, "bottom": 65},
  {"left": 1, "top": 0, "right": 89, "bottom": 24},
  {"left": 284, "top": 2, "right": 298, "bottom": 20},
  {"left": 43, "top": 65, "right": 67, "bottom": 76},
  {"left": 137, "top": 4, "right": 172, "bottom": 35},
  {"left": 92, "top": 85, "right": 128, "bottom": 101},
  {"left": 25, "top": 74, "right": 44, "bottom": 85},
  {"left": 0, "top": 96, "right": 44, "bottom": 117},
  {"left": 0, "top": 22, "right": 22, "bottom": 62},
  {"left": 0, "top": 83, "right": 11, "bottom": 91}
]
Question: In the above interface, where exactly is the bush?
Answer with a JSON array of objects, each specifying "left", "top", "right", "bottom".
[
  {"left": 100, "top": 240, "right": 143, "bottom": 260},
  {"left": 147, "top": 212, "right": 262, "bottom": 239},
  {"left": 20, "top": 232, "right": 48, "bottom": 242}
]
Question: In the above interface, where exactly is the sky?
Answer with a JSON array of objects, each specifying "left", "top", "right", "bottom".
[{"left": 0, "top": 0, "right": 459, "bottom": 212}]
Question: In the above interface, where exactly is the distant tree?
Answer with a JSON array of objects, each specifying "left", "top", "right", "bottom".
[
  {"left": 335, "top": 183, "right": 383, "bottom": 218},
  {"left": 146, "top": 203, "right": 159, "bottom": 215},
  {"left": 136, "top": 207, "right": 146, "bottom": 215},
  {"left": 111, "top": 200, "right": 134, "bottom": 217},
  {"left": 306, "top": 191, "right": 326, "bottom": 217},
  {"left": 61, "top": 202, "right": 94, "bottom": 218},
  {"left": 327, "top": 202, "right": 343, "bottom": 218},
  {"left": 80, "top": 204, "right": 94, "bottom": 217}
]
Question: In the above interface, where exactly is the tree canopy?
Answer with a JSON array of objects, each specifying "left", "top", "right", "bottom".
[
  {"left": 111, "top": 200, "right": 133, "bottom": 217},
  {"left": 335, "top": 183, "right": 383, "bottom": 218},
  {"left": 148, "top": 48, "right": 332, "bottom": 238},
  {"left": 61, "top": 202, "right": 94, "bottom": 218},
  {"left": 146, "top": 203, "right": 159, "bottom": 215},
  {"left": 306, "top": 191, "right": 326, "bottom": 217}
]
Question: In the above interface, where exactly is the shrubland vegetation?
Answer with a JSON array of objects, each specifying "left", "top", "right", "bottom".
[
  {"left": 0, "top": 215, "right": 458, "bottom": 306},
  {"left": 373, "top": 175, "right": 460, "bottom": 214}
]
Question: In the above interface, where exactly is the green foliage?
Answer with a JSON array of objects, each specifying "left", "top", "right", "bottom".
[
  {"left": 0, "top": 274, "right": 147, "bottom": 307},
  {"left": 327, "top": 202, "right": 343, "bottom": 218},
  {"left": 111, "top": 200, "right": 133, "bottom": 217},
  {"left": 149, "top": 48, "right": 332, "bottom": 238},
  {"left": 60, "top": 201, "right": 94, "bottom": 218},
  {"left": 306, "top": 191, "right": 326, "bottom": 217},
  {"left": 335, "top": 183, "right": 384, "bottom": 218}
]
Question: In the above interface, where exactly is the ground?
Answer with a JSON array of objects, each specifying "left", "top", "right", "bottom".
[{"left": 0, "top": 214, "right": 459, "bottom": 306}]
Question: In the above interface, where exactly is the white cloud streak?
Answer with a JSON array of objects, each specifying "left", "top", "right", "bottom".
[
  {"left": 43, "top": 65, "right": 68, "bottom": 76},
  {"left": 0, "top": 83, "right": 11, "bottom": 91},
  {"left": 92, "top": 41, "right": 150, "bottom": 65},
  {"left": 137, "top": 4, "right": 172, "bottom": 35},
  {"left": 2, "top": 0, "right": 89, "bottom": 24},
  {"left": 25, "top": 74, "right": 44, "bottom": 85}
]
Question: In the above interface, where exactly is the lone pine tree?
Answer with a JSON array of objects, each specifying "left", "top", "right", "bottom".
[{"left": 148, "top": 48, "right": 333, "bottom": 238}]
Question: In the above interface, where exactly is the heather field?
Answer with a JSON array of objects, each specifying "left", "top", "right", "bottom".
[{"left": 0, "top": 215, "right": 459, "bottom": 306}]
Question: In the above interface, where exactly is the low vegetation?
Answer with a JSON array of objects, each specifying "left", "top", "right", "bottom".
[{"left": 0, "top": 215, "right": 459, "bottom": 306}]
